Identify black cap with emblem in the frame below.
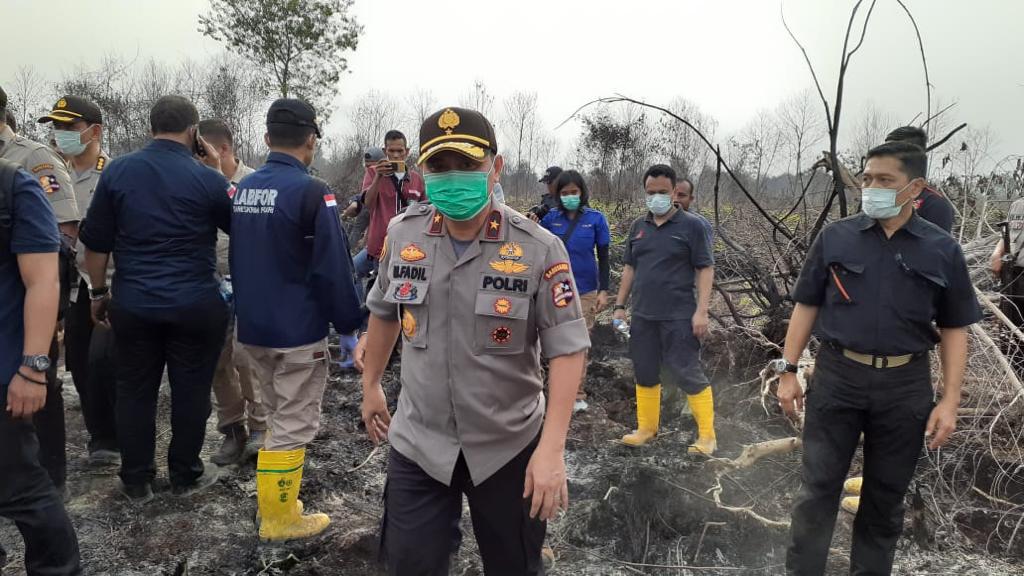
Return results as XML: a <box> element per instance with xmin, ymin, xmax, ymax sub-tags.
<box><xmin>266</xmin><ymin>98</ymin><xmax>321</xmax><ymax>138</ymax></box>
<box><xmin>38</xmin><ymin>95</ymin><xmax>104</xmax><ymax>125</ymax></box>
<box><xmin>418</xmin><ymin>107</ymin><xmax>498</xmax><ymax>165</ymax></box>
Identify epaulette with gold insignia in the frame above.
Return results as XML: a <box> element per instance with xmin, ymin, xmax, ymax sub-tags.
<box><xmin>95</xmin><ymin>156</ymin><xmax>106</xmax><ymax>172</ymax></box>
<box><xmin>484</xmin><ymin>209</ymin><xmax>502</xmax><ymax>240</ymax></box>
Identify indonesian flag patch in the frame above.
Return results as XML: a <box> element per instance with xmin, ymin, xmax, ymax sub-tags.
<box><xmin>324</xmin><ymin>193</ymin><xmax>337</xmax><ymax>207</ymax></box>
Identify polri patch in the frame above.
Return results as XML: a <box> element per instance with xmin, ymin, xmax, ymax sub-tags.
<box><xmin>552</xmin><ymin>279</ymin><xmax>574</xmax><ymax>308</ymax></box>
<box><xmin>481</xmin><ymin>275</ymin><xmax>529</xmax><ymax>293</ymax></box>
<box><xmin>544</xmin><ymin>262</ymin><xmax>570</xmax><ymax>280</ymax></box>
<box><xmin>400</xmin><ymin>243</ymin><xmax>426</xmax><ymax>262</ymax></box>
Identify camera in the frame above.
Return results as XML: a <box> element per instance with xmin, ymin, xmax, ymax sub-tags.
<box><xmin>528</xmin><ymin>204</ymin><xmax>549</xmax><ymax>220</ymax></box>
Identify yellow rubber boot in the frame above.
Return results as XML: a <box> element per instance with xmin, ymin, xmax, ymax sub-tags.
<box><xmin>687</xmin><ymin>387</ymin><xmax>717</xmax><ymax>456</ymax></box>
<box><xmin>844</xmin><ymin>477</ymin><xmax>863</xmax><ymax>495</ymax></box>
<box><xmin>622</xmin><ymin>385</ymin><xmax>661</xmax><ymax>447</ymax></box>
<box><xmin>841</xmin><ymin>496</ymin><xmax>860</xmax><ymax>515</ymax></box>
<box><xmin>256</xmin><ymin>448</ymin><xmax>331</xmax><ymax>541</ymax></box>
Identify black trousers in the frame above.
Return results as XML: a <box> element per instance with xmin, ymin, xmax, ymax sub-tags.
<box><xmin>628</xmin><ymin>316</ymin><xmax>709</xmax><ymax>394</ymax></box>
<box><xmin>382</xmin><ymin>441</ymin><xmax>546</xmax><ymax>576</ymax></box>
<box><xmin>787</xmin><ymin>345</ymin><xmax>934</xmax><ymax>576</ymax></box>
<box><xmin>108</xmin><ymin>297</ymin><xmax>228</xmax><ymax>488</ymax></box>
<box><xmin>65</xmin><ymin>280</ymin><xmax>118</xmax><ymax>453</ymax></box>
<box><xmin>0</xmin><ymin>409</ymin><xmax>81</xmax><ymax>575</ymax></box>
<box><xmin>32</xmin><ymin>334</ymin><xmax>65</xmax><ymax>490</ymax></box>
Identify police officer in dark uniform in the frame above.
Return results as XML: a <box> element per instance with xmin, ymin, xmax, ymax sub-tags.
<box><xmin>0</xmin><ymin>159</ymin><xmax>82</xmax><ymax>575</ymax></box>
<box><xmin>231</xmin><ymin>99</ymin><xmax>362</xmax><ymax>541</ymax></box>
<box><xmin>777</xmin><ymin>141</ymin><xmax>981</xmax><ymax>575</ymax></box>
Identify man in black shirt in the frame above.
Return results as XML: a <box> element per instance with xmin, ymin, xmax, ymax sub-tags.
<box><xmin>777</xmin><ymin>142</ymin><xmax>980</xmax><ymax>574</ymax></box>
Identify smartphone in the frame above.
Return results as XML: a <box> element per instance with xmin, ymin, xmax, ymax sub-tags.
<box><xmin>193</xmin><ymin>129</ymin><xmax>207</xmax><ymax>157</ymax></box>
<box><xmin>390</xmin><ymin>160</ymin><xmax>406</xmax><ymax>173</ymax></box>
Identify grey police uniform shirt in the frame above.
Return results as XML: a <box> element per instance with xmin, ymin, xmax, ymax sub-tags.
<box><xmin>216</xmin><ymin>160</ymin><xmax>255</xmax><ymax>278</ymax></box>
<box><xmin>70</xmin><ymin>152</ymin><xmax>112</xmax><ymax>299</ymax></box>
<box><xmin>366</xmin><ymin>197</ymin><xmax>591</xmax><ymax>486</ymax></box>
<box><xmin>0</xmin><ymin>124</ymin><xmax>78</xmax><ymax>223</ymax></box>
<box><xmin>1008</xmin><ymin>198</ymin><xmax>1024</xmax><ymax>267</ymax></box>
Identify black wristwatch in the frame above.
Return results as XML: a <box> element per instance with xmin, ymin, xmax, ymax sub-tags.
<box><xmin>89</xmin><ymin>286</ymin><xmax>110</xmax><ymax>300</ymax></box>
<box><xmin>613</xmin><ymin>304</ymin><xmax>626</xmax><ymax>312</ymax></box>
<box><xmin>22</xmin><ymin>354</ymin><xmax>51</xmax><ymax>373</ymax></box>
<box><xmin>770</xmin><ymin>359</ymin><xmax>799</xmax><ymax>375</ymax></box>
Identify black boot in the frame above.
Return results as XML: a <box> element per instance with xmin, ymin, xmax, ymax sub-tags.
<box><xmin>211</xmin><ymin>423</ymin><xmax>248</xmax><ymax>466</ymax></box>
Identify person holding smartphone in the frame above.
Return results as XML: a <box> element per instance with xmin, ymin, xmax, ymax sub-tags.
<box><xmin>360</xmin><ymin>130</ymin><xmax>426</xmax><ymax>283</ymax></box>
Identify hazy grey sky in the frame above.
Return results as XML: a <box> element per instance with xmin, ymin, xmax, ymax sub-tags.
<box><xmin>2</xmin><ymin>0</ymin><xmax>1022</xmax><ymax>165</ymax></box>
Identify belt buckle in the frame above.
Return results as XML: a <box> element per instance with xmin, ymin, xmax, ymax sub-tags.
<box><xmin>872</xmin><ymin>356</ymin><xmax>888</xmax><ymax>369</ymax></box>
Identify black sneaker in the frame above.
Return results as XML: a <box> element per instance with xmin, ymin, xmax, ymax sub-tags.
<box><xmin>172</xmin><ymin>463</ymin><xmax>220</xmax><ymax>496</ymax></box>
<box><xmin>119</xmin><ymin>481</ymin><xmax>155</xmax><ymax>505</ymax></box>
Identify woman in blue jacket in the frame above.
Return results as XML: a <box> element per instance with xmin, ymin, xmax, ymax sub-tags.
<box><xmin>540</xmin><ymin>169</ymin><xmax>610</xmax><ymax>412</ymax></box>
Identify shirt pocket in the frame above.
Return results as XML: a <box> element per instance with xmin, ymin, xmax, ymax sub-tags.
<box><xmin>473</xmin><ymin>292</ymin><xmax>530</xmax><ymax>356</ymax></box>
<box><xmin>826</xmin><ymin>259</ymin><xmax>864</xmax><ymax>305</ymax></box>
<box><xmin>895</xmin><ymin>261</ymin><xmax>947</xmax><ymax>327</ymax></box>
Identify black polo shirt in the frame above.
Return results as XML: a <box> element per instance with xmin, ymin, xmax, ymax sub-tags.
<box><xmin>914</xmin><ymin>186</ymin><xmax>954</xmax><ymax>234</ymax></box>
<box><xmin>624</xmin><ymin>208</ymin><xmax>714</xmax><ymax>321</ymax></box>
<box><xmin>792</xmin><ymin>213</ymin><xmax>980</xmax><ymax>356</ymax></box>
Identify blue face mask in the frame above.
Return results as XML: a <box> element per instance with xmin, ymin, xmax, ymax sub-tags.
<box><xmin>424</xmin><ymin>164</ymin><xmax>494</xmax><ymax>221</ymax></box>
<box><xmin>561</xmin><ymin>194</ymin><xmax>581</xmax><ymax>211</ymax></box>
<box><xmin>54</xmin><ymin>127</ymin><xmax>91</xmax><ymax>156</ymax></box>
<box><xmin>862</xmin><ymin>182</ymin><xmax>912</xmax><ymax>220</ymax></box>
<box><xmin>646</xmin><ymin>193</ymin><xmax>673</xmax><ymax>216</ymax></box>
<box><xmin>493</xmin><ymin>182</ymin><xmax>505</xmax><ymax>204</ymax></box>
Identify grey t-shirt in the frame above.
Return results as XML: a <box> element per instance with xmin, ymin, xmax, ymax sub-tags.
<box><xmin>450</xmin><ymin>236</ymin><xmax>474</xmax><ymax>259</ymax></box>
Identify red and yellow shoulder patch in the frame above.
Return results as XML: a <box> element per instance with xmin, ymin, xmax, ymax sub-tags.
<box><xmin>544</xmin><ymin>262</ymin><xmax>570</xmax><ymax>280</ymax></box>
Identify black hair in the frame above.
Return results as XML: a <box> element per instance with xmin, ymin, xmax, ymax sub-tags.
<box><xmin>150</xmin><ymin>95</ymin><xmax>199</xmax><ymax>134</ymax></box>
<box><xmin>198</xmin><ymin>118</ymin><xmax>233</xmax><ymax>146</ymax></box>
<box><xmin>268</xmin><ymin>123</ymin><xmax>316</xmax><ymax>148</ymax></box>
<box><xmin>642</xmin><ymin>164</ymin><xmax>676</xmax><ymax>188</ymax></box>
<box><xmin>553</xmin><ymin>169</ymin><xmax>590</xmax><ymax>211</ymax></box>
<box><xmin>885</xmin><ymin>126</ymin><xmax>927</xmax><ymax>149</ymax></box>
<box><xmin>3</xmin><ymin>109</ymin><xmax>15</xmax><ymax>132</ymax></box>
<box><xmin>866</xmin><ymin>141</ymin><xmax>927</xmax><ymax>180</ymax></box>
<box><xmin>384</xmin><ymin>130</ymin><xmax>407</xmax><ymax>146</ymax></box>
<box><xmin>677</xmin><ymin>176</ymin><xmax>695</xmax><ymax>195</ymax></box>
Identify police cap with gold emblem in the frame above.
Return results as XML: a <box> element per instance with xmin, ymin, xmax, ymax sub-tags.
<box><xmin>418</xmin><ymin>106</ymin><xmax>498</xmax><ymax>165</ymax></box>
<box><xmin>37</xmin><ymin>95</ymin><xmax>104</xmax><ymax>125</ymax></box>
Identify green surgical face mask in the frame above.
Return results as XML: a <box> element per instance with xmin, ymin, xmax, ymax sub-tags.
<box><xmin>424</xmin><ymin>165</ymin><xmax>493</xmax><ymax>221</ymax></box>
<box><xmin>561</xmin><ymin>194</ymin><xmax>581</xmax><ymax>211</ymax></box>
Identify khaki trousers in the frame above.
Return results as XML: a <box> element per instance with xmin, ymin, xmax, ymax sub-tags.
<box><xmin>212</xmin><ymin>322</ymin><xmax>267</xmax><ymax>433</ymax></box>
<box><xmin>239</xmin><ymin>338</ymin><xmax>330</xmax><ymax>451</ymax></box>
<box><xmin>577</xmin><ymin>291</ymin><xmax>600</xmax><ymax>401</ymax></box>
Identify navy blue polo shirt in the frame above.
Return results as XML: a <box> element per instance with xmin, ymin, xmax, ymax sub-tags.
<box><xmin>624</xmin><ymin>208</ymin><xmax>714</xmax><ymax>321</ymax></box>
<box><xmin>1</xmin><ymin>168</ymin><xmax>60</xmax><ymax>402</ymax></box>
<box><xmin>792</xmin><ymin>213</ymin><xmax>981</xmax><ymax>356</ymax></box>
<box><xmin>540</xmin><ymin>207</ymin><xmax>611</xmax><ymax>294</ymax></box>
<box><xmin>231</xmin><ymin>152</ymin><xmax>362</xmax><ymax>348</ymax></box>
<box><xmin>80</xmin><ymin>139</ymin><xmax>232</xmax><ymax>316</ymax></box>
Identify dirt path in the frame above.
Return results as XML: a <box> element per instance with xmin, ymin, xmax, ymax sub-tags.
<box><xmin>1</xmin><ymin>327</ymin><xmax>1020</xmax><ymax>575</ymax></box>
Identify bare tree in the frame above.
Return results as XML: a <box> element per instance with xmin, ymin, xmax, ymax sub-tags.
<box><xmin>659</xmin><ymin>96</ymin><xmax>718</xmax><ymax>181</ymax></box>
<box><xmin>501</xmin><ymin>91</ymin><xmax>540</xmax><ymax>171</ymax></box>
<box><xmin>348</xmin><ymin>89</ymin><xmax>401</xmax><ymax>151</ymax></box>
<box><xmin>8</xmin><ymin>66</ymin><xmax>47</xmax><ymax>140</ymax></box>
<box><xmin>776</xmin><ymin>89</ymin><xmax>825</xmax><ymax>190</ymax></box>
<box><xmin>848</xmin><ymin>101</ymin><xmax>897</xmax><ymax>161</ymax></box>
<box><xmin>403</xmin><ymin>89</ymin><xmax>437</xmax><ymax>150</ymax></box>
<box><xmin>459</xmin><ymin>80</ymin><xmax>494</xmax><ymax>119</ymax></box>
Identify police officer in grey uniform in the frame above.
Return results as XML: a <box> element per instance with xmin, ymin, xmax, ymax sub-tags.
<box><xmin>991</xmin><ymin>194</ymin><xmax>1024</xmax><ymax>374</ymax></box>
<box><xmin>37</xmin><ymin>95</ymin><xmax>120</xmax><ymax>465</ymax></box>
<box><xmin>0</xmin><ymin>86</ymin><xmax>79</xmax><ymax>492</ymax></box>
<box><xmin>360</xmin><ymin>107</ymin><xmax>590</xmax><ymax>575</ymax></box>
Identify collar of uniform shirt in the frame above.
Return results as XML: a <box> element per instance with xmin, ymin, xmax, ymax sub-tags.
<box><xmin>265</xmin><ymin>151</ymin><xmax>309</xmax><ymax>173</ymax></box>
<box><xmin>854</xmin><ymin>211</ymin><xmax>930</xmax><ymax>237</ymax></box>
<box><xmin>149</xmin><ymin>138</ymin><xmax>196</xmax><ymax>157</ymax></box>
